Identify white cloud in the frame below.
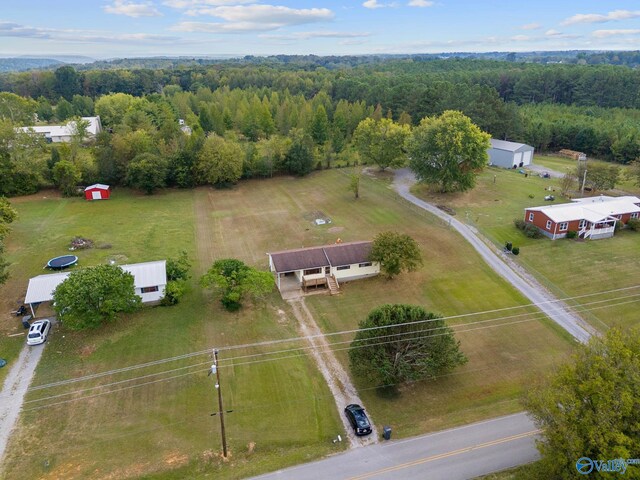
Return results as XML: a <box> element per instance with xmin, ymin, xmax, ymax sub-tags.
<box><xmin>260</xmin><ymin>30</ymin><xmax>371</xmax><ymax>40</ymax></box>
<box><xmin>592</xmin><ymin>29</ymin><xmax>640</xmax><ymax>38</ymax></box>
<box><xmin>184</xmin><ymin>5</ymin><xmax>333</xmax><ymax>22</ymax></box>
<box><xmin>561</xmin><ymin>9</ymin><xmax>640</xmax><ymax>26</ymax></box>
<box><xmin>172</xmin><ymin>5</ymin><xmax>334</xmax><ymax>33</ymax></box>
<box><xmin>363</xmin><ymin>0</ymin><xmax>385</xmax><ymax>9</ymax></box>
<box><xmin>103</xmin><ymin>0</ymin><xmax>162</xmax><ymax>17</ymax></box>
<box><xmin>510</xmin><ymin>35</ymin><xmax>530</xmax><ymax>42</ymax></box>
<box><xmin>545</xmin><ymin>29</ymin><xmax>561</xmax><ymax>36</ymax></box>
<box><xmin>408</xmin><ymin>0</ymin><xmax>434</xmax><ymax>7</ymax></box>
<box><xmin>0</xmin><ymin>21</ymin><xmax>175</xmax><ymax>43</ymax></box>
<box><xmin>163</xmin><ymin>0</ymin><xmax>253</xmax><ymax>7</ymax></box>
<box><xmin>521</xmin><ymin>22</ymin><xmax>541</xmax><ymax>30</ymax></box>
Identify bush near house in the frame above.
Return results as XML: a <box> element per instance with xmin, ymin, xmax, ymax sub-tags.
<box><xmin>626</xmin><ymin>218</ymin><xmax>640</xmax><ymax>231</ymax></box>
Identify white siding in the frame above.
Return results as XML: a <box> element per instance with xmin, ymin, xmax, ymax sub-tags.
<box><xmin>331</xmin><ymin>263</ymin><xmax>380</xmax><ymax>281</ymax></box>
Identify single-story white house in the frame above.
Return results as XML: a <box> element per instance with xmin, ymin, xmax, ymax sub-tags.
<box><xmin>488</xmin><ymin>139</ymin><xmax>534</xmax><ymax>169</ymax></box>
<box><xmin>24</xmin><ymin>260</ymin><xmax>167</xmax><ymax>316</ymax></box>
<box><xmin>267</xmin><ymin>241</ymin><xmax>379</xmax><ymax>294</ymax></box>
<box><xmin>18</xmin><ymin>116</ymin><xmax>102</xmax><ymax>143</ymax></box>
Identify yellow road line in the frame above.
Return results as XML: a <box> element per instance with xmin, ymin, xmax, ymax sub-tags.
<box><xmin>348</xmin><ymin>429</ymin><xmax>542</xmax><ymax>480</ymax></box>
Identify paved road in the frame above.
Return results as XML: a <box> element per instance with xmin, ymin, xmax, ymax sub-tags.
<box><xmin>251</xmin><ymin>412</ymin><xmax>540</xmax><ymax>480</ymax></box>
<box><xmin>393</xmin><ymin>169</ymin><xmax>594</xmax><ymax>344</ymax></box>
<box><xmin>0</xmin><ymin>342</ymin><xmax>45</xmax><ymax>471</ymax></box>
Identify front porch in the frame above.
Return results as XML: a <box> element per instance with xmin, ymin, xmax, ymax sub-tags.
<box><xmin>579</xmin><ymin>220</ymin><xmax>616</xmax><ymax>240</ymax></box>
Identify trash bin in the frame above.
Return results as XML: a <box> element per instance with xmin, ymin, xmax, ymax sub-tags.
<box><xmin>22</xmin><ymin>315</ymin><xmax>32</xmax><ymax>329</ymax></box>
<box><xmin>382</xmin><ymin>426</ymin><xmax>392</xmax><ymax>440</ymax></box>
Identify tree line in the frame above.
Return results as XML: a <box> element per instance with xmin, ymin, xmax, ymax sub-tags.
<box><xmin>2</xmin><ymin>58</ymin><xmax>640</xmax><ymax>197</ymax></box>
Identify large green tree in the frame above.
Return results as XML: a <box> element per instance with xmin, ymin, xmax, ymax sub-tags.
<box><xmin>126</xmin><ymin>152</ymin><xmax>169</xmax><ymax>194</ymax></box>
<box><xmin>370</xmin><ymin>231</ymin><xmax>423</xmax><ymax>279</ymax></box>
<box><xmin>349</xmin><ymin>304</ymin><xmax>467</xmax><ymax>386</ymax></box>
<box><xmin>196</xmin><ymin>134</ymin><xmax>243</xmax><ymax>186</ymax></box>
<box><xmin>284</xmin><ymin>128</ymin><xmax>315</xmax><ymax>176</ymax></box>
<box><xmin>201</xmin><ymin>259</ymin><xmax>274</xmax><ymax>311</ymax></box>
<box><xmin>53</xmin><ymin>265</ymin><xmax>141</xmax><ymax>329</ymax></box>
<box><xmin>0</xmin><ymin>197</ymin><xmax>17</xmax><ymax>285</ymax></box>
<box><xmin>353</xmin><ymin>118</ymin><xmax>410</xmax><ymax>170</ymax></box>
<box><xmin>52</xmin><ymin>160</ymin><xmax>81</xmax><ymax>197</ymax></box>
<box><xmin>524</xmin><ymin>328</ymin><xmax>640</xmax><ymax>479</ymax></box>
<box><xmin>408</xmin><ymin>110</ymin><xmax>491</xmax><ymax>193</ymax></box>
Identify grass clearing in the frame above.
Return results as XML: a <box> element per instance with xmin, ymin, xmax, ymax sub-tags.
<box><xmin>411</xmin><ymin>165</ymin><xmax>640</xmax><ymax>331</ymax></box>
<box><xmin>1</xmin><ymin>170</ymin><xmax>575</xmax><ymax>478</ymax></box>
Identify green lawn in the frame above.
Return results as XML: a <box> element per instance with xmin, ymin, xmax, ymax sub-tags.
<box><xmin>534</xmin><ymin>154</ymin><xmax>639</xmax><ymax>195</ymax></box>
<box><xmin>412</xmin><ymin>165</ymin><xmax>640</xmax><ymax>331</ymax></box>
<box><xmin>1</xmin><ymin>170</ymin><xmax>575</xmax><ymax>479</ymax></box>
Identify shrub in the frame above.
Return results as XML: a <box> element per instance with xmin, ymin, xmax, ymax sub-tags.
<box><xmin>161</xmin><ymin>280</ymin><xmax>185</xmax><ymax>306</ymax></box>
<box><xmin>627</xmin><ymin>218</ymin><xmax>640</xmax><ymax>231</ymax></box>
<box><xmin>524</xmin><ymin>223</ymin><xmax>542</xmax><ymax>238</ymax></box>
<box><xmin>504</xmin><ymin>241</ymin><xmax>513</xmax><ymax>252</ymax></box>
<box><xmin>512</xmin><ymin>247</ymin><xmax>520</xmax><ymax>255</ymax></box>
<box><xmin>513</xmin><ymin>218</ymin><xmax>526</xmax><ymax>230</ymax></box>
<box><xmin>566</xmin><ymin>230</ymin><xmax>578</xmax><ymax>239</ymax></box>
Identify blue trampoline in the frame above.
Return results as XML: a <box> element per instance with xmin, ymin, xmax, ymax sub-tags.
<box><xmin>47</xmin><ymin>255</ymin><xmax>78</xmax><ymax>270</ymax></box>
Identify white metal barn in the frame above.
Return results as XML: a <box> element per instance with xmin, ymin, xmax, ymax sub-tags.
<box><xmin>488</xmin><ymin>139</ymin><xmax>534</xmax><ymax>169</ymax></box>
<box><xmin>24</xmin><ymin>260</ymin><xmax>167</xmax><ymax>316</ymax></box>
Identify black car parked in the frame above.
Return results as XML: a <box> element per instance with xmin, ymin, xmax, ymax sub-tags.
<box><xmin>344</xmin><ymin>404</ymin><xmax>372</xmax><ymax>436</ymax></box>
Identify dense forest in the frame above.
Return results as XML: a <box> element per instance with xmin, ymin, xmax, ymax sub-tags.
<box><xmin>1</xmin><ymin>56</ymin><xmax>640</xmax><ymax>197</ymax></box>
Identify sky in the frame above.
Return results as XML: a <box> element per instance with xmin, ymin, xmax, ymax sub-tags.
<box><xmin>2</xmin><ymin>1</ymin><xmax>640</xmax><ymax>59</ymax></box>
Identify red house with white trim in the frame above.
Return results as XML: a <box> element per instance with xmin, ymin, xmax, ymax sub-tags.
<box><xmin>84</xmin><ymin>184</ymin><xmax>110</xmax><ymax>201</ymax></box>
<box><xmin>524</xmin><ymin>196</ymin><xmax>640</xmax><ymax>240</ymax></box>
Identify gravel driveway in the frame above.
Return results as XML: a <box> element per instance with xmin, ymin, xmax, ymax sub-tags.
<box><xmin>0</xmin><ymin>341</ymin><xmax>45</xmax><ymax>472</ymax></box>
<box><xmin>393</xmin><ymin>169</ymin><xmax>595</xmax><ymax>343</ymax></box>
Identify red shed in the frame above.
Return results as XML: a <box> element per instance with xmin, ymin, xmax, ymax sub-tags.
<box><xmin>84</xmin><ymin>184</ymin><xmax>110</xmax><ymax>200</ymax></box>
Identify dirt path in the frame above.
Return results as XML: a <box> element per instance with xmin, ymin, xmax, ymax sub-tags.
<box><xmin>193</xmin><ymin>189</ymin><xmax>220</xmax><ymax>274</ymax></box>
<box><xmin>288</xmin><ymin>298</ymin><xmax>379</xmax><ymax>448</ymax></box>
<box><xmin>0</xmin><ymin>343</ymin><xmax>45</xmax><ymax>473</ymax></box>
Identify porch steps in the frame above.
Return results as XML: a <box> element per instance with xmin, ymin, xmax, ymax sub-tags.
<box><xmin>326</xmin><ymin>275</ymin><xmax>340</xmax><ymax>295</ymax></box>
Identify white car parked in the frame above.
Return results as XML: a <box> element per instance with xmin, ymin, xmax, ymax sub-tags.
<box><xmin>26</xmin><ymin>319</ymin><xmax>51</xmax><ymax>346</ymax></box>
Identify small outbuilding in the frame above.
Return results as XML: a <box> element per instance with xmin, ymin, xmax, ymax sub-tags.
<box><xmin>24</xmin><ymin>260</ymin><xmax>167</xmax><ymax>316</ymax></box>
<box><xmin>488</xmin><ymin>139</ymin><xmax>534</xmax><ymax>169</ymax></box>
<box><xmin>84</xmin><ymin>184</ymin><xmax>110</xmax><ymax>201</ymax></box>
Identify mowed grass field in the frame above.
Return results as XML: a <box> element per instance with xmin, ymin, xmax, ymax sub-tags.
<box><xmin>0</xmin><ymin>170</ymin><xmax>575</xmax><ymax>479</ymax></box>
<box><xmin>412</xmin><ymin>164</ymin><xmax>640</xmax><ymax>331</ymax></box>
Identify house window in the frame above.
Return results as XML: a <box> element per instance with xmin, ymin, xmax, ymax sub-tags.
<box><xmin>579</xmin><ymin>219</ymin><xmax>586</xmax><ymax>229</ymax></box>
<box><xmin>545</xmin><ymin>220</ymin><xmax>552</xmax><ymax>230</ymax></box>
<box><xmin>336</xmin><ymin>265</ymin><xmax>351</xmax><ymax>271</ymax></box>
<box><xmin>528</xmin><ymin>212</ymin><xmax>534</xmax><ymax>222</ymax></box>
<box><xmin>358</xmin><ymin>262</ymin><xmax>372</xmax><ymax>268</ymax></box>
<box><xmin>615</xmin><ymin>214</ymin><xmax>622</xmax><ymax>219</ymax></box>
<box><xmin>141</xmin><ymin>286</ymin><xmax>159</xmax><ymax>293</ymax></box>
<box><xmin>303</xmin><ymin>268</ymin><xmax>322</xmax><ymax>275</ymax></box>
<box><xmin>559</xmin><ymin>222</ymin><xmax>568</xmax><ymax>231</ymax></box>
<box><xmin>631</xmin><ymin>212</ymin><xmax>639</xmax><ymax>219</ymax></box>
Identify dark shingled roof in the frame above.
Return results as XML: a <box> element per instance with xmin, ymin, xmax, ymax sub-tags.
<box><xmin>269</xmin><ymin>241</ymin><xmax>372</xmax><ymax>273</ymax></box>
<box><xmin>324</xmin><ymin>242</ymin><xmax>372</xmax><ymax>267</ymax></box>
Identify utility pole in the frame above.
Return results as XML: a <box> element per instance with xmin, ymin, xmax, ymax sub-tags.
<box><xmin>580</xmin><ymin>158</ymin><xmax>588</xmax><ymax>196</ymax></box>
<box><xmin>210</xmin><ymin>349</ymin><xmax>228</xmax><ymax>458</ymax></box>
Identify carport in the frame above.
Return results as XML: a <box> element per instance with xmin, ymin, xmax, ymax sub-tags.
<box><xmin>24</xmin><ymin>272</ymin><xmax>71</xmax><ymax>317</ymax></box>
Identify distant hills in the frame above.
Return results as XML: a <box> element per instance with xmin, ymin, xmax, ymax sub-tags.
<box><xmin>0</xmin><ymin>55</ymin><xmax>95</xmax><ymax>72</ymax></box>
<box><xmin>1</xmin><ymin>50</ymin><xmax>639</xmax><ymax>73</ymax></box>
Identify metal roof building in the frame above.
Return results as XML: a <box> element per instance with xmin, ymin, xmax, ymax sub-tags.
<box><xmin>488</xmin><ymin>139</ymin><xmax>534</xmax><ymax>169</ymax></box>
<box><xmin>24</xmin><ymin>260</ymin><xmax>167</xmax><ymax>316</ymax></box>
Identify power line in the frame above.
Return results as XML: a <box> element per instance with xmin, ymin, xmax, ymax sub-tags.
<box><xmin>25</xmin><ymin>284</ymin><xmax>640</xmax><ymax>394</ymax></box>
<box><xmin>21</xmin><ymin>293</ymin><xmax>639</xmax><ymax>411</ymax></box>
